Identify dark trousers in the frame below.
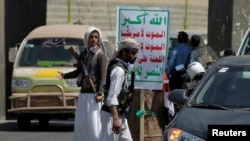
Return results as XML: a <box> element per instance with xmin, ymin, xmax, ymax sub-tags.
<box><xmin>169</xmin><ymin>70</ymin><xmax>186</xmax><ymax>90</ymax></box>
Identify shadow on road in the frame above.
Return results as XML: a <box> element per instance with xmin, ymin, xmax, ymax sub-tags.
<box><xmin>0</xmin><ymin>120</ymin><xmax>74</xmax><ymax>132</ymax></box>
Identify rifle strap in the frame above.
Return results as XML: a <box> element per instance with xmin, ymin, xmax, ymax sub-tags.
<box><xmin>86</xmin><ymin>47</ymin><xmax>102</xmax><ymax>70</ymax></box>
<box><xmin>90</xmin><ymin>48</ymin><xmax>102</xmax><ymax>66</ymax></box>
<box><xmin>77</xmin><ymin>47</ymin><xmax>102</xmax><ymax>87</ymax></box>
<box><xmin>130</xmin><ymin>70</ymin><xmax>135</xmax><ymax>91</ymax></box>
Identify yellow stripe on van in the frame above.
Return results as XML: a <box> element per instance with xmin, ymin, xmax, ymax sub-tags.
<box><xmin>34</xmin><ymin>69</ymin><xmax>61</xmax><ymax>78</ymax></box>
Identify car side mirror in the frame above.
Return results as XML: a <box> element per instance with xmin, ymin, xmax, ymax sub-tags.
<box><xmin>8</xmin><ymin>47</ymin><xmax>18</xmax><ymax>63</ymax></box>
<box><xmin>8</xmin><ymin>43</ymin><xmax>21</xmax><ymax>63</ymax></box>
<box><xmin>168</xmin><ymin>89</ymin><xmax>188</xmax><ymax>105</ymax></box>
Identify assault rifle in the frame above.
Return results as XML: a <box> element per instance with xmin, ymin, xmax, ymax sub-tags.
<box><xmin>130</xmin><ymin>67</ymin><xmax>136</xmax><ymax>94</ymax></box>
<box><xmin>124</xmin><ymin>66</ymin><xmax>136</xmax><ymax>117</ymax></box>
<box><xmin>67</xmin><ymin>46</ymin><xmax>96</xmax><ymax>94</ymax></box>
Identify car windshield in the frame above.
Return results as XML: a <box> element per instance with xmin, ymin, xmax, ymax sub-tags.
<box><xmin>191</xmin><ymin>65</ymin><xmax>250</xmax><ymax>109</ymax></box>
<box><xmin>18</xmin><ymin>38</ymin><xmax>84</xmax><ymax>67</ymax></box>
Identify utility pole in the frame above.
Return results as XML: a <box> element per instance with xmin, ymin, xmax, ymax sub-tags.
<box><xmin>67</xmin><ymin>0</ymin><xmax>72</xmax><ymax>24</ymax></box>
<box><xmin>183</xmin><ymin>0</ymin><xmax>188</xmax><ymax>29</ymax></box>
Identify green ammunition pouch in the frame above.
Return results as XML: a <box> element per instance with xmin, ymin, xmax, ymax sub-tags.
<box><xmin>117</xmin><ymin>88</ymin><xmax>132</xmax><ymax>111</ymax></box>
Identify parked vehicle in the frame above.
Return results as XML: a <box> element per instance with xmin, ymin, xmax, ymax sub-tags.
<box><xmin>163</xmin><ymin>56</ymin><xmax>250</xmax><ymax>141</ymax></box>
<box><xmin>221</xmin><ymin>27</ymin><xmax>250</xmax><ymax>57</ymax></box>
<box><xmin>8</xmin><ymin>24</ymin><xmax>114</xmax><ymax>130</ymax></box>
<box><xmin>237</xmin><ymin>27</ymin><xmax>250</xmax><ymax>56</ymax></box>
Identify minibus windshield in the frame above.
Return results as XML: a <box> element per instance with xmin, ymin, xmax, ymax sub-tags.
<box><xmin>18</xmin><ymin>38</ymin><xmax>84</xmax><ymax>67</ymax></box>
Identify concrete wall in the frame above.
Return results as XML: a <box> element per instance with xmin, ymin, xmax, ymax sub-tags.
<box><xmin>207</xmin><ymin>0</ymin><xmax>233</xmax><ymax>54</ymax></box>
<box><xmin>0</xmin><ymin>0</ymin><xmax>6</xmax><ymax>120</ymax></box>
<box><xmin>46</xmin><ymin>0</ymin><xmax>208</xmax><ymax>33</ymax></box>
<box><xmin>208</xmin><ymin>0</ymin><xmax>250</xmax><ymax>54</ymax></box>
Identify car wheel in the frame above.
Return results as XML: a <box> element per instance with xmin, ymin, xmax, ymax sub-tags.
<box><xmin>17</xmin><ymin>114</ymin><xmax>31</xmax><ymax>130</ymax></box>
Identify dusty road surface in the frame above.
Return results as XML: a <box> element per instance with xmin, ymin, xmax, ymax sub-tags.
<box><xmin>0</xmin><ymin>120</ymin><xmax>74</xmax><ymax>141</ymax></box>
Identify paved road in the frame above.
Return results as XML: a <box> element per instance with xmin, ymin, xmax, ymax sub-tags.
<box><xmin>0</xmin><ymin>120</ymin><xmax>74</xmax><ymax>141</ymax></box>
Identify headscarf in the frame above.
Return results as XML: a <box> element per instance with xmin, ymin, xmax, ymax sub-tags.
<box><xmin>117</xmin><ymin>38</ymin><xmax>140</xmax><ymax>52</ymax></box>
<box><xmin>111</xmin><ymin>38</ymin><xmax>140</xmax><ymax>59</ymax></box>
<box><xmin>84</xmin><ymin>26</ymin><xmax>103</xmax><ymax>47</ymax></box>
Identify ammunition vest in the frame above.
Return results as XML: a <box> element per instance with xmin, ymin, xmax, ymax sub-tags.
<box><xmin>104</xmin><ymin>58</ymin><xmax>132</xmax><ymax>111</ymax></box>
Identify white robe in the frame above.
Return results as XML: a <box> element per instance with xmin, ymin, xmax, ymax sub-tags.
<box><xmin>100</xmin><ymin>111</ymin><xmax>132</xmax><ymax>141</ymax></box>
<box><xmin>100</xmin><ymin>64</ymin><xmax>133</xmax><ymax>141</ymax></box>
<box><xmin>74</xmin><ymin>93</ymin><xmax>102</xmax><ymax>141</ymax></box>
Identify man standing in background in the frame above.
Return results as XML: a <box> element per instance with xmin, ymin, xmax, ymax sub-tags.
<box><xmin>185</xmin><ymin>34</ymin><xmax>201</xmax><ymax>67</ymax></box>
<box><xmin>59</xmin><ymin>27</ymin><xmax>107</xmax><ymax>141</ymax></box>
<box><xmin>166</xmin><ymin>31</ymin><xmax>191</xmax><ymax>90</ymax></box>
